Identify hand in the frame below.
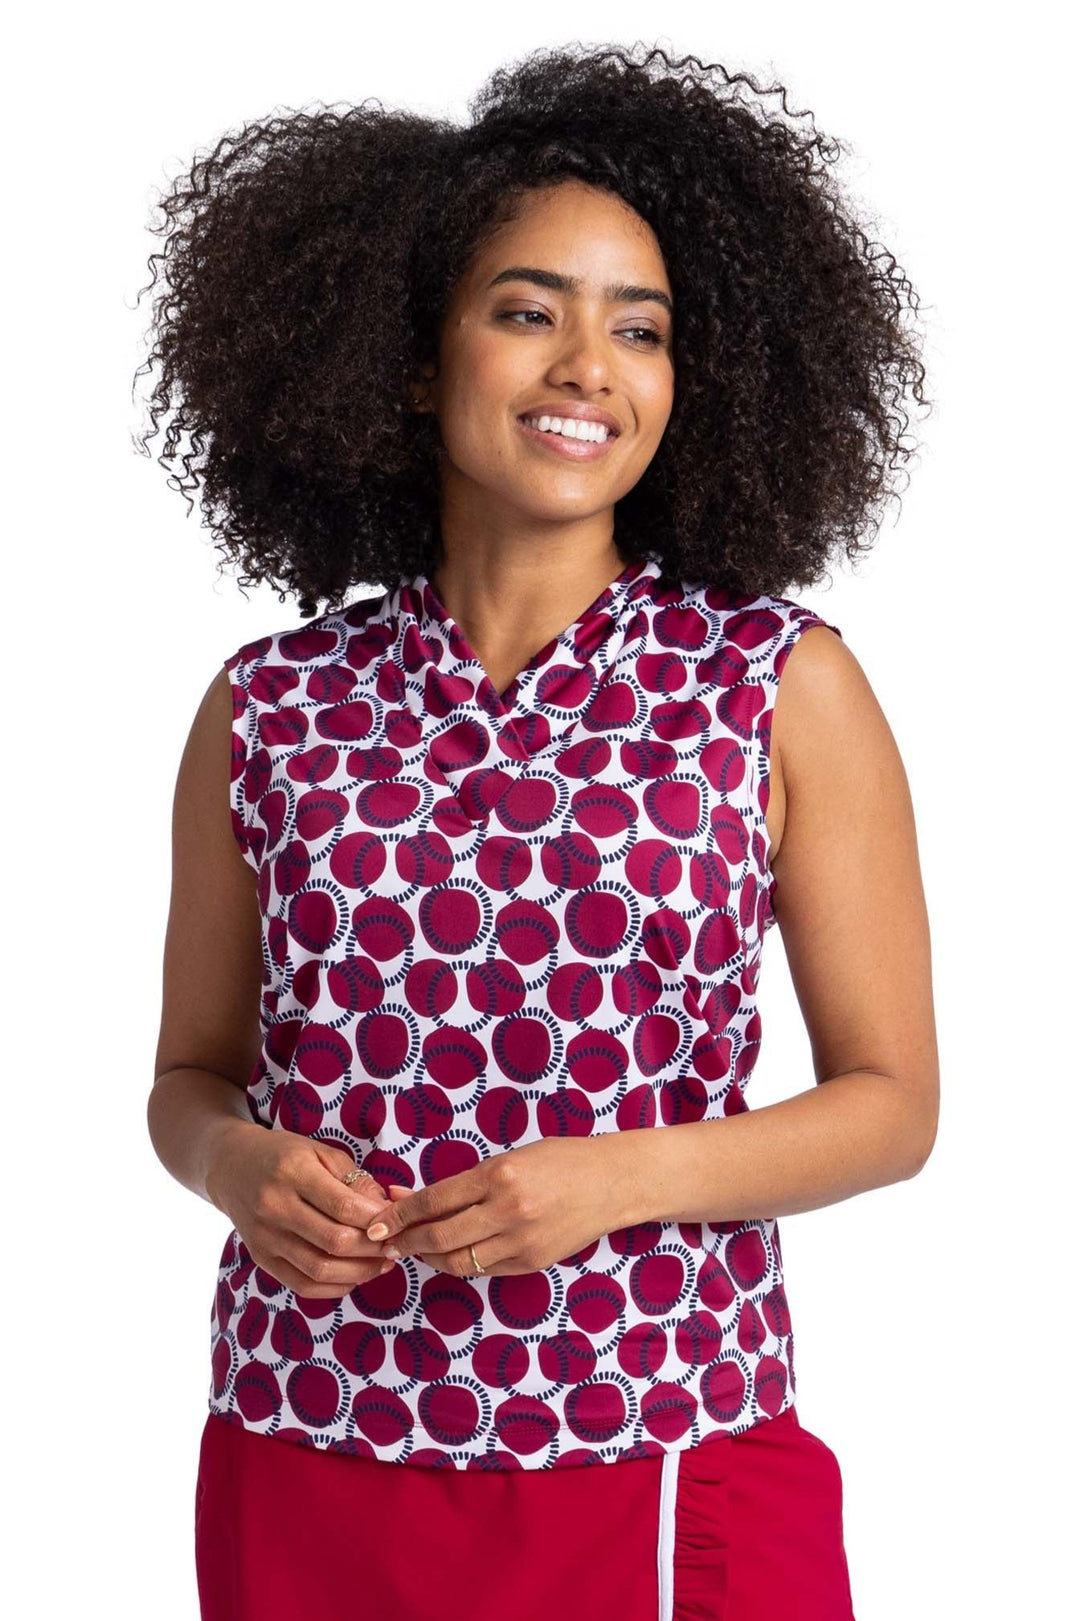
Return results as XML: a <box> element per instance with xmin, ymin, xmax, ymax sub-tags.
<box><xmin>366</xmin><ymin>1137</ymin><xmax>633</xmax><ymax>1278</ymax></box>
<box><xmin>205</xmin><ymin>1121</ymin><xmax>398</xmax><ymax>1299</ymax></box>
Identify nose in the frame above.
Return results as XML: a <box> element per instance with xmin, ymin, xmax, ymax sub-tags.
<box><xmin>545</xmin><ymin>315</ymin><xmax>616</xmax><ymax>392</ymax></box>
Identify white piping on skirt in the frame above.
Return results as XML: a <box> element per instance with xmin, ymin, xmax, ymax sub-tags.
<box><xmin>657</xmin><ymin>1450</ymin><xmax>679</xmax><ymax>1620</ymax></box>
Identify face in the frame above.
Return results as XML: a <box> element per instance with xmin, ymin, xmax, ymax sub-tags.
<box><xmin>414</xmin><ymin>180</ymin><xmax>676</xmax><ymax>538</ymax></box>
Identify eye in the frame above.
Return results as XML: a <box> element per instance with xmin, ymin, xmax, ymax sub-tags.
<box><xmin>499</xmin><ymin>310</ymin><xmax>550</xmax><ymax>329</ymax></box>
<box><xmin>498</xmin><ymin>311</ymin><xmax>665</xmax><ymax>347</ymax></box>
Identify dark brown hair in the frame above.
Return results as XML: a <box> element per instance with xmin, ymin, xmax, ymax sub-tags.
<box><xmin>133</xmin><ymin>41</ymin><xmax>931</xmax><ymax>616</ymax></box>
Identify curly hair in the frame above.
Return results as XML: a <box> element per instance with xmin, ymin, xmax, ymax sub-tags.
<box><xmin>133</xmin><ymin>41</ymin><xmax>931</xmax><ymax>617</ymax></box>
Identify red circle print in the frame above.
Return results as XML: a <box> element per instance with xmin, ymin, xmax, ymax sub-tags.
<box><xmin>213</xmin><ymin>561</ymin><xmax>843</xmax><ymax>1468</ymax></box>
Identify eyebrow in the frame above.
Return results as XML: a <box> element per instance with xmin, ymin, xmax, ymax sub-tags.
<box><xmin>487</xmin><ymin>266</ymin><xmax>674</xmax><ymax>319</ymax></box>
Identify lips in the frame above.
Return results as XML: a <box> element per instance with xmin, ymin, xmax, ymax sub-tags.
<box><xmin>515</xmin><ymin>416</ymin><xmax>618</xmax><ymax>460</ymax></box>
<box><xmin>517</xmin><ymin>408</ymin><xmax>621</xmax><ymax>437</ymax></box>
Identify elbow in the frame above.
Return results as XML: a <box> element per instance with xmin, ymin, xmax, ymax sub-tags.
<box><xmin>904</xmin><ymin>1112</ymin><xmax>939</xmax><ymax>1179</ymax></box>
<box><xmin>881</xmin><ymin>1064</ymin><xmax>938</xmax><ymax>1181</ymax></box>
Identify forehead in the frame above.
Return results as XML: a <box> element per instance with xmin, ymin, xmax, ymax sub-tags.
<box><xmin>466</xmin><ymin>181</ymin><xmax>670</xmax><ymax>291</ymax></box>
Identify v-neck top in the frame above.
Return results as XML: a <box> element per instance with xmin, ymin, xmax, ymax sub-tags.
<box><xmin>417</xmin><ymin>555</ymin><xmax>652</xmax><ymax>716</ymax></box>
<box><xmin>216</xmin><ymin>555</ymin><xmax>843</xmax><ymax>1469</ymax></box>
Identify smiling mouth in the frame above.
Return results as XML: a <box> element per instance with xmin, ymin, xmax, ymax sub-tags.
<box><xmin>515</xmin><ymin>416</ymin><xmax>619</xmax><ymax>460</ymax></box>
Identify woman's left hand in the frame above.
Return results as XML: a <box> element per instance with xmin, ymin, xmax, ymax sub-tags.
<box><xmin>365</xmin><ymin>1136</ymin><xmax>639</xmax><ymax>1277</ymax></box>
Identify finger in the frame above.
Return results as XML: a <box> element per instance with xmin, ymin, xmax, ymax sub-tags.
<box><xmin>365</xmin><ymin>1168</ymin><xmax>485</xmax><ymax>1242</ymax></box>
<box><xmin>290</xmin><ymin>1192</ymin><xmax>391</xmax><ymax>1259</ymax></box>
<box><xmin>300</xmin><ymin>1155</ymin><xmax>394</xmax><ymax>1230</ymax></box>
<box><xmin>381</xmin><ymin>1205</ymin><xmax>497</xmax><ymax>1260</ymax></box>
<box><xmin>266</xmin><ymin>1231</ymin><xmax>393</xmax><ymax>1295</ymax></box>
<box><xmin>417</xmin><ymin>1233</ymin><xmax>509</xmax><ymax>1277</ymax></box>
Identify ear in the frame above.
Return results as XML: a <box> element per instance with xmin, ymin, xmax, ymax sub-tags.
<box><xmin>408</xmin><ymin>359</ymin><xmax>438</xmax><ymax>414</ymax></box>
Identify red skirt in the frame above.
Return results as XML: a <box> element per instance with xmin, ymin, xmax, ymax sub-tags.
<box><xmin>195</xmin><ymin>1404</ymin><xmax>856</xmax><ymax>1620</ymax></box>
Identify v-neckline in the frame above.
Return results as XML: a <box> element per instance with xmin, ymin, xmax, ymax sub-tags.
<box><xmin>403</xmin><ymin>554</ymin><xmax>661</xmax><ymax>723</ymax></box>
<box><xmin>370</xmin><ymin>553</ymin><xmax>664</xmax><ymax>825</ymax></box>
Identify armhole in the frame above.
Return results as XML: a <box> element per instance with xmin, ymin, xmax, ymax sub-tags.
<box><xmin>223</xmin><ymin>648</ymin><xmax>262</xmax><ymax>874</ymax></box>
<box><xmin>758</xmin><ymin>607</ymin><xmax>844</xmax><ymax>934</ymax></box>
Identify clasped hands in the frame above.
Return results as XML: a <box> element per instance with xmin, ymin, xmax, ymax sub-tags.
<box><xmin>365</xmin><ymin>1135</ymin><xmax>636</xmax><ymax>1278</ymax></box>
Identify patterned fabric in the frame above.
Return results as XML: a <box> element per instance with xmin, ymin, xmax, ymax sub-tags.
<box><xmin>210</xmin><ymin>554</ymin><xmax>843</xmax><ymax>1469</ymax></box>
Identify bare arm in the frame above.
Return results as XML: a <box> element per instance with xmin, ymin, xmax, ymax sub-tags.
<box><xmin>147</xmin><ymin>665</ymin><xmax>267</xmax><ymax>1204</ymax></box>
<box><xmin>146</xmin><ymin>664</ymin><xmax>396</xmax><ymax>1296</ymax></box>
<box><xmin>605</xmin><ymin>623</ymin><xmax>940</xmax><ymax>1227</ymax></box>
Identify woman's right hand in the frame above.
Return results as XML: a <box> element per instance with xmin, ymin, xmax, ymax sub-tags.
<box><xmin>205</xmin><ymin>1122</ymin><xmax>399</xmax><ymax>1298</ymax></box>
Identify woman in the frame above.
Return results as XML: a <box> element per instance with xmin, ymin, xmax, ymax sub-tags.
<box><xmin>140</xmin><ymin>42</ymin><xmax>938</xmax><ymax>1621</ymax></box>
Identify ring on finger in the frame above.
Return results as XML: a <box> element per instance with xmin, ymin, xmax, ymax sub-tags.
<box><xmin>342</xmin><ymin>1167</ymin><xmax>376</xmax><ymax>1187</ymax></box>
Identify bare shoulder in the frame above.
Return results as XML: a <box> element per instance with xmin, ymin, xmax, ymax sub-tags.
<box><xmin>762</xmin><ymin>619</ymin><xmax>938</xmax><ymax>1154</ymax></box>
<box><xmin>171</xmin><ymin>664</ymin><xmax>244</xmax><ymax>855</ymax></box>
<box><xmin>189</xmin><ymin>662</ymin><xmax>235</xmax><ymax>757</ymax></box>
<box><xmin>767</xmin><ymin>624</ymin><xmax>899</xmax><ymax>865</ymax></box>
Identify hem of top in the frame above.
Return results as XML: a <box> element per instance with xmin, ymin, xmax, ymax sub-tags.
<box><xmin>205</xmin><ymin>1393</ymin><xmax>798</xmax><ymax>1459</ymax></box>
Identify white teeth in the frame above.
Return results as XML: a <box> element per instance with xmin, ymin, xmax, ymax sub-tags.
<box><xmin>524</xmin><ymin>415</ymin><xmax>611</xmax><ymax>443</ymax></box>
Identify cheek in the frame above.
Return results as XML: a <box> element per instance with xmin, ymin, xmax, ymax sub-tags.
<box><xmin>435</xmin><ymin>355</ymin><xmax>515</xmax><ymax>454</ymax></box>
<box><xmin>638</xmin><ymin>387</ymin><xmax>675</xmax><ymax>455</ymax></box>
<box><xmin>437</xmin><ymin>403</ymin><xmax>507</xmax><ymax>476</ymax></box>
<box><xmin>440</xmin><ymin>330</ymin><xmax>522</xmax><ymax>412</ymax></box>
<box><xmin>642</xmin><ymin>368</ymin><xmax>676</xmax><ymax>426</ymax></box>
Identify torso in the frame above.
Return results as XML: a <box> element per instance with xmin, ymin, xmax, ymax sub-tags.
<box><xmin>214</xmin><ymin>563</ymin><xmax>839</xmax><ymax>1469</ymax></box>
<box><xmin>483</xmin><ymin>641</ymin><xmax>790</xmax><ymax>860</ymax></box>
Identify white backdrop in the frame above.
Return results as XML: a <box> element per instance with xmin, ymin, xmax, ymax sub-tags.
<box><xmin>5</xmin><ymin>3</ymin><xmax>1075</xmax><ymax>1616</ymax></box>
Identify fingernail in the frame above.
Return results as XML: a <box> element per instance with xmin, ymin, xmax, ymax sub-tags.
<box><xmin>382</xmin><ymin>1245</ymin><xmax>402</xmax><ymax>1261</ymax></box>
<box><xmin>378</xmin><ymin>1259</ymin><xmax>394</xmax><ymax>1275</ymax></box>
<box><xmin>367</xmin><ymin>1223</ymin><xmax>389</xmax><ymax>1241</ymax></box>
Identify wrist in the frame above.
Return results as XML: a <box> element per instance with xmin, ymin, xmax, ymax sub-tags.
<box><xmin>203</xmin><ymin>1115</ymin><xmax>262</xmax><ymax>1212</ymax></box>
<box><xmin>599</xmin><ymin>1126</ymin><xmax>661</xmax><ymax>1231</ymax></box>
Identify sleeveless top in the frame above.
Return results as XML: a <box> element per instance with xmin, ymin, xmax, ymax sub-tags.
<box><xmin>210</xmin><ymin>554</ymin><xmax>843</xmax><ymax>1470</ymax></box>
